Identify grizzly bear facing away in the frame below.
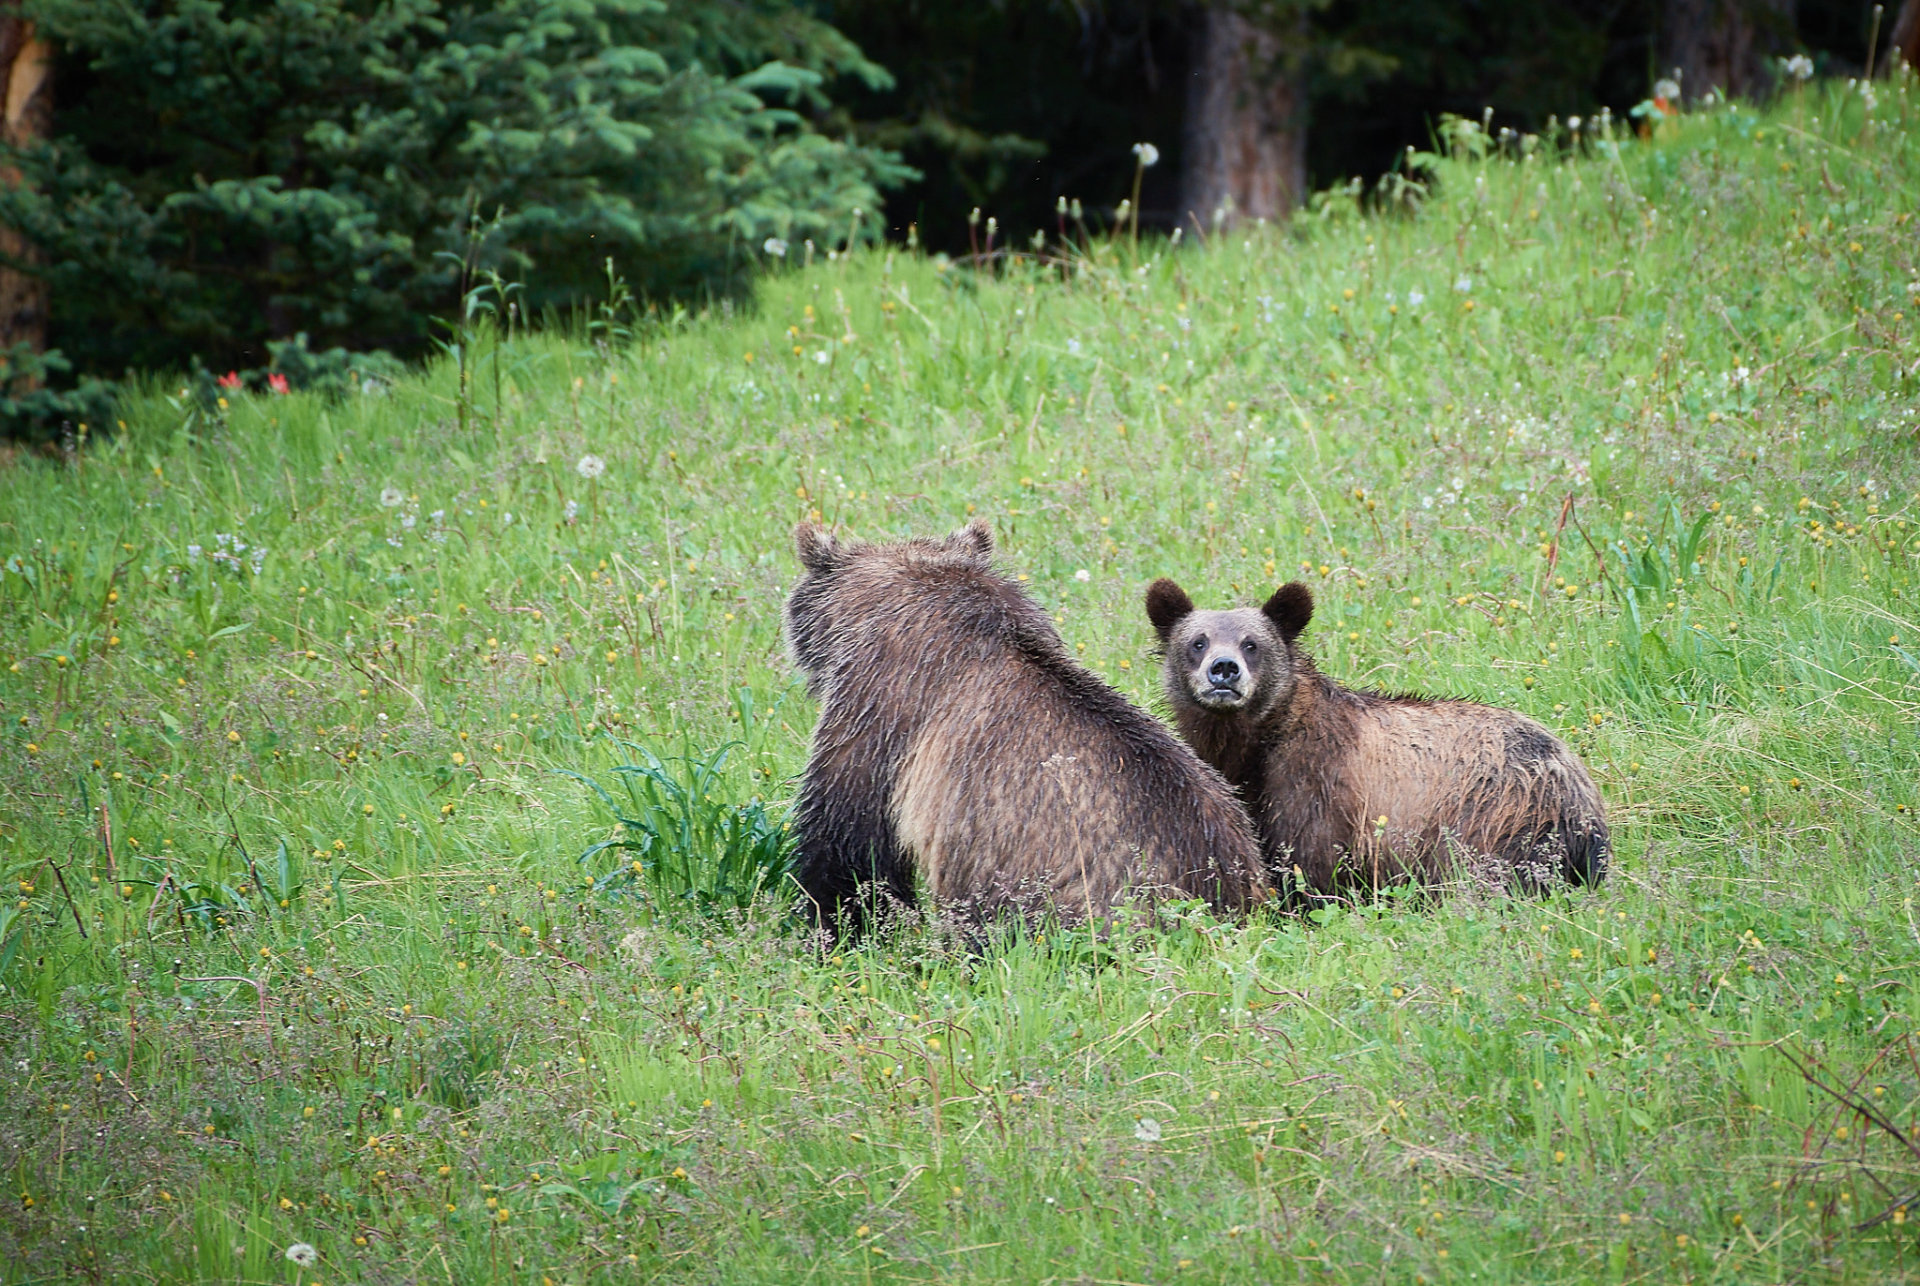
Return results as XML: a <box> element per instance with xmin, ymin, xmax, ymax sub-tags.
<box><xmin>784</xmin><ymin>520</ymin><xmax>1267</xmax><ymax>933</ymax></box>
<box><xmin>1145</xmin><ymin>579</ymin><xmax>1609</xmax><ymax>896</ymax></box>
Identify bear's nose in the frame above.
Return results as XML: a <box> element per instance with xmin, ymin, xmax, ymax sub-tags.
<box><xmin>1207</xmin><ymin>656</ymin><xmax>1241</xmax><ymax>686</ymax></box>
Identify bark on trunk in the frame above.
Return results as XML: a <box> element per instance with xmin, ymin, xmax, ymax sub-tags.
<box><xmin>1659</xmin><ymin>0</ymin><xmax>1796</xmax><ymax>102</ymax></box>
<box><xmin>1885</xmin><ymin>0</ymin><xmax>1920</xmax><ymax>76</ymax></box>
<box><xmin>1178</xmin><ymin>5</ymin><xmax>1305</xmax><ymax>231</ymax></box>
<box><xmin>0</xmin><ymin>6</ymin><xmax>50</xmax><ymax>364</ymax></box>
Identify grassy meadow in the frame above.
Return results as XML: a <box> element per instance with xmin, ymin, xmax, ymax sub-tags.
<box><xmin>5</xmin><ymin>85</ymin><xmax>1920</xmax><ymax>1284</ymax></box>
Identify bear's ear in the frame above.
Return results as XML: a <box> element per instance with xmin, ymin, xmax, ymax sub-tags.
<box><xmin>794</xmin><ymin>521</ymin><xmax>839</xmax><ymax>573</ymax></box>
<box><xmin>949</xmin><ymin>517</ymin><xmax>993</xmax><ymax>561</ymax></box>
<box><xmin>1145</xmin><ymin>578</ymin><xmax>1195</xmax><ymax>644</ymax></box>
<box><xmin>1262</xmin><ymin>581</ymin><xmax>1313</xmax><ymax>643</ymax></box>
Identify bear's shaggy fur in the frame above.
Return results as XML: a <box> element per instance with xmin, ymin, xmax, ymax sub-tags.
<box><xmin>1146</xmin><ymin>578</ymin><xmax>1609</xmax><ymax>895</ymax></box>
<box><xmin>784</xmin><ymin>521</ymin><xmax>1267</xmax><ymax>932</ymax></box>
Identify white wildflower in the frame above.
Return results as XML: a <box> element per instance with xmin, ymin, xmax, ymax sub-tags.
<box><xmin>1784</xmin><ymin>54</ymin><xmax>1814</xmax><ymax>82</ymax></box>
<box><xmin>1134</xmin><ymin>1117</ymin><xmax>1163</xmax><ymax>1142</ymax></box>
<box><xmin>575</xmin><ymin>453</ymin><xmax>607</xmax><ymax>480</ymax></box>
<box><xmin>563</xmin><ymin>499</ymin><xmax>580</xmax><ymax>525</ymax></box>
<box><xmin>813</xmin><ymin>351</ymin><xmax>829</xmax><ymax>365</ymax></box>
<box><xmin>186</xmin><ymin>544</ymin><xmax>202</xmax><ymax>560</ymax></box>
<box><xmin>1653</xmin><ymin>77</ymin><xmax>1681</xmax><ymax>102</ymax></box>
<box><xmin>1132</xmin><ymin>142</ymin><xmax>1160</xmax><ymax>168</ymax></box>
<box><xmin>1066</xmin><ymin>338</ymin><xmax>1082</xmax><ymax>356</ymax></box>
<box><xmin>1566</xmin><ymin>115</ymin><xmax>1582</xmax><ymax>132</ymax></box>
<box><xmin>285</xmin><ymin>1242</ymin><xmax>318</xmax><ymax>1268</ymax></box>
<box><xmin>1453</xmin><ymin>275</ymin><xmax>1473</xmax><ymax>293</ymax></box>
<box><xmin>379</xmin><ymin>486</ymin><xmax>404</xmax><ymax>508</ymax></box>
<box><xmin>1407</xmin><ymin>289</ymin><xmax>1425</xmax><ymax>308</ymax></box>
<box><xmin>1074</xmin><ymin>569</ymin><xmax>1091</xmax><ymax>582</ymax></box>
<box><xmin>763</xmin><ymin>237</ymin><xmax>789</xmax><ymax>258</ymax></box>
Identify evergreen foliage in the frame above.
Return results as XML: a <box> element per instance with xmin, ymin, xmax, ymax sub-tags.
<box><xmin>0</xmin><ymin>0</ymin><xmax>907</xmax><ymax>431</ymax></box>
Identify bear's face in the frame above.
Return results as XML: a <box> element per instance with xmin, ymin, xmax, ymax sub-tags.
<box><xmin>785</xmin><ymin>519</ymin><xmax>995</xmax><ymax>690</ymax></box>
<box><xmin>1145</xmin><ymin>579</ymin><xmax>1313</xmax><ymax>717</ymax></box>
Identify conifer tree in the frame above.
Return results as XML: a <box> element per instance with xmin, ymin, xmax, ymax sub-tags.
<box><xmin>0</xmin><ymin>0</ymin><xmax>907</xmax><ymax>435</ymax></box>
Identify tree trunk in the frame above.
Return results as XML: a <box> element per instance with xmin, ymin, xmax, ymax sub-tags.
<box><xmin>0</xmin><ymin>6</ymin><xmax>50</xmax><ymax>365</ymax></box>
<box><xmin>1884</xmin><ymin>0</ymin><xmax>1920</xmax><ymax>75</ymax></box>
<box><xmin>1178</xmin><ymin>5</ymin><xmax>1305</xmax><ymax>231</ymax></box>
<box><xmin>1659</xmin><ymin>0</ymin><xmax>1796</xmax><ymax>102</ymax></box>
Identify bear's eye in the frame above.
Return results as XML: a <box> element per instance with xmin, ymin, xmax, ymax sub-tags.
<box><xmin>1242</xmin><ymin>640</ymin><xmax>1258</xmax><ymax>655</ymax></box>
<box><xmin>1189</xmin><ymin>636</ymin><xmax>1208</xmax><ymax>655</ymax></box>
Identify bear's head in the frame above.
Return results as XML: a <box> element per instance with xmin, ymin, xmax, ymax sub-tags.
<box><xmin>1145</xmin><ymin>579</ymin><xmax>1313</xmax><ymax>719</ymax></box>
<box><xmin>785</xmin><ymin>519</ymin><xmax>995</xmax><ymax>688</ymax></box>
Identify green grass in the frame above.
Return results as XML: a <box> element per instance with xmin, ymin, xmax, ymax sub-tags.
<box><xmin>5</xmin><ymin>86</ymin><xmax>1920</xmax><ymax>1284</ymax></box>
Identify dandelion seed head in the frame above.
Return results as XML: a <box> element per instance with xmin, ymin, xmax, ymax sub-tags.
<box><xmin>575</xmin><ymin>454</ymin><xmax>607</xmax><ymax>480</ymax></box>
<box><xmin>285</xmin><ymin>1243</ymin><xmax>319</xmax><ymax>1268</ymax></box>
<box><xmin>379</xmin><ymin>487</ymin><xmax>404</xmax><ymax>508</ymax></box>
<box><xmin>1131</xmin><ymin>142</ymin><xmax>1160</xmax><ymax>168</ymax></box>
<box><xmin>1134</xmin><ymin>1117</ymin><xmax>1162</xmax><ymax>1142</ymax></box>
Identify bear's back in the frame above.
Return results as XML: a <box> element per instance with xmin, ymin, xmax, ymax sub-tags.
<box><xmin>804</xmin><ymin>549</ymin><xmax>1266</xmax><ymax>919</ymax></box>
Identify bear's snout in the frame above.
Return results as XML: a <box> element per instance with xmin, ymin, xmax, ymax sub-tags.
<box><xmin>1193</xmin><ymin>649</ymin><xmax>1249</xmax><ymax>707</ymax></box>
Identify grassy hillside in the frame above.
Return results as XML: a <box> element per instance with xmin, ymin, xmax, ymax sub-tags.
<box><xmin>5</xmin><ymin>86</ymin><xmax>1920</xmax><ymax>1284</ymax></box>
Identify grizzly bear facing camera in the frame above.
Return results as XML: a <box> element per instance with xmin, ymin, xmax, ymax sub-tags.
<box><xmin>1146</xmin><ymin>578</ymin><xmax>1609</xmax><ymax>897</ymax></box>
<box><xmin>785</xmin><ymin>520</ymin><xmax>1267</xmax><ymax>934</ymax></box>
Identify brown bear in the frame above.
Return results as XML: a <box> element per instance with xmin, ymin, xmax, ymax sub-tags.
<box><xmin>1145</xmin><ymin>578</ymin><xmax>1609</xmax><ymax>897</ymax></box>
<box><xmin>784</xmin><ymin>520</ymin><xmax>1267</xmax><ymax>933</ymax></box>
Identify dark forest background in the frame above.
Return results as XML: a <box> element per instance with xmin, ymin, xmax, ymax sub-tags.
<box><xmin>829</xmin><ymin>0</ymin><xmax>1877</xmax><ymax>248</ymax></box>
<box><xmin>0</xmin><ymin>0</ymin><xmax>1897</xmax><ymax>437</ymax></box>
